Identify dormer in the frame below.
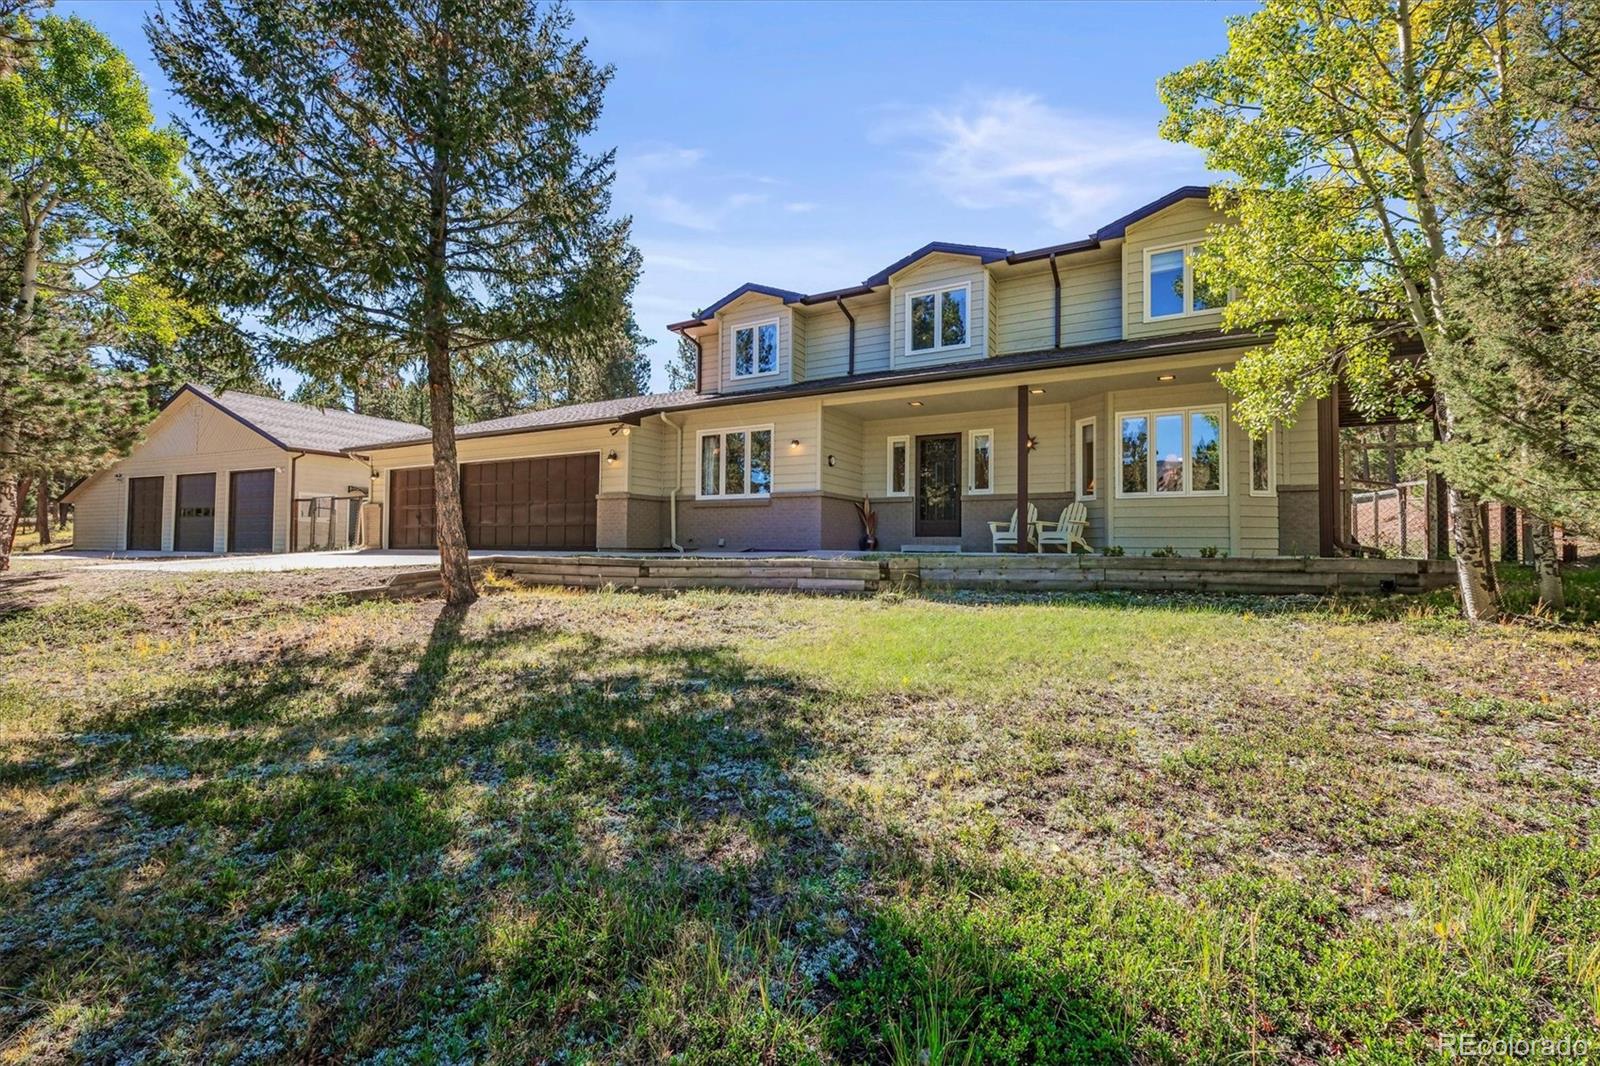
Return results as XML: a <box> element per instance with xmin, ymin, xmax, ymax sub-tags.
<box><xmin>1117</xmin><ymin>188</ymin><xmax>1227</xmax><ymax>339</ymax></box>
<box><xmin>668</xmin><ymin>283</ymin><xmax>805</xmax><ymax>395</ymax></box>
<box><xmin>880</xmin><ymin>243</ymin><xmax>1007</xmax><ymax>370</ymax></box>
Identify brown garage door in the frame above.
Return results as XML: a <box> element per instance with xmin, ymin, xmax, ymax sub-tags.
<box><xmin>126</xmin><ymin>476</ymin><xmax>163</xmax><ymax>551</ymax></box>
<box><xmin>228</xmin><ymin>469</ymin><xmax>276</xmax><ymax>552</ymax></box>
<box><xmin>174</xmin><ymin>473</ymin><xmax>216</xmax><ymax>552</ymax></box>
<box><xmin>464</xmin><ymin>455</ymin><xmax>598</xmax><ymax>550</ymax></box>
<box><xmin>389</xmin><ymin>466</ymin><xmax>436</xmax><ymax>549</ymax></box>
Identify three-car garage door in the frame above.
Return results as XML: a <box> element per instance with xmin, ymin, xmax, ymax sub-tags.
<box><xmin>390</xmin><ymin>454</ymin><xmax>599</xmax><ymax>550</ymax></box>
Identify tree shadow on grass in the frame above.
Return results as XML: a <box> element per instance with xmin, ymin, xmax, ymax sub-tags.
<box><xmin>1</xmin><ymin>594</ymin><xmax>1143</xmax><ymax>1063</ymax></box>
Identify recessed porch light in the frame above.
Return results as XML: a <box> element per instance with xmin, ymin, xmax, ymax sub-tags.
<box><xmin>907</xmin><ymin>400</ymin><xmax>924</xmax><ymax>407</ymax></box>
<box><xmin>1158</xmin><ymin>374</ymin><xmax>1176</xmax><ymax>382</ymax></box>
<box><xmin>1029</xmin><ymin>387</ymin><xmax>1045</xmax><ymax>395</ymax></box>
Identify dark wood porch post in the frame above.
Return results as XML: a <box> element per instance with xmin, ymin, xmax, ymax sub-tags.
<box><xmin>1016</xmin><ymin>385</ymin><xmax>1030</xmax><ymax>553</ymax></box>
<box><xmin>1316</xmin><ymin>386</ymin><xmax>1339</xmax><ymax>557</ymax></box>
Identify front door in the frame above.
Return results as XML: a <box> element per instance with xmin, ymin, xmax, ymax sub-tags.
<box><xmin>916</xmin><ymin>434</ymin><xmax>962</xmax><ymax>537</ymax></box>
<box><xmin>173</xmin><ymin>473</ymin><xmax>216</xmax><ymax>552</ymax></box>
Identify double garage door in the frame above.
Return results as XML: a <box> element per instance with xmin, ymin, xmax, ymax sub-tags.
<box><xmin>390</xmin><ymin>455</ymin><xmax>599</xmax><ymax>551</ymax></box>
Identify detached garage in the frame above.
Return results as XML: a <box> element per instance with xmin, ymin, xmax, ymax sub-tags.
<box><xmin>63</xmin><ymin>384</ymin><xmax>424</xmax><ymax>554</ymax></box>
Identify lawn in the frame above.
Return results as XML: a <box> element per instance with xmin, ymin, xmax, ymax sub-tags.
<box><xmin>1</xmin><ymin>566</ymin><xmax>1598</xmax><ymax>1062</ymax></box>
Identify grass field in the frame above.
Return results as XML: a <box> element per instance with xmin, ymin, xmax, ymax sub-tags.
<box><xmin>2</xmin><ymin>566</ymin><xmax>1598</xmax><ymax>1062</ymax></box>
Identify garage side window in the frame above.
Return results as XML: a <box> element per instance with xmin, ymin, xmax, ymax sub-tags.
<box><xmin>698</xmin><ymin>427</ymin><xmax>774</xmax><ymax>499</ymax></box>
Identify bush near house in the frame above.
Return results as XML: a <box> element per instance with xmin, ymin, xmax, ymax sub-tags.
<box><xmin>0</xmin><ymin>566</ymin><xmax>1597</xmax><ymax>1062</ymax></box>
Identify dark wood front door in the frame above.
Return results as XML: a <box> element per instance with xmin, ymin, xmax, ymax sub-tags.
<box><xmin>916</xmin><ymin>434</ymin><xmax>962</xmax><ymax>537</ymax></box>
<box><xmin>228</xmin><ymin>469</ymin><xmax>276</xmax><ymax>552</ymax></box>
<box><xmin>463</xmin><ymin>455</ymin><xmax>599</xmax><ymax>550</ymax></box>
<box><xmin>173</xmin><ymin>473</ymin><xmax>216</xmax><ymax>552</ymax></box>
<box><xmin>389</xmin><ymin>466</ymin><xmax>436</xmax><ymax>549</ymax></box>
<box><xmin>126</xmin><ymin>476</ymin><xmax>163</xmax><ymax>550</ymax></box>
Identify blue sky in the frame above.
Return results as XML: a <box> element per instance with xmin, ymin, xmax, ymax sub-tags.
<box><xmin>60</xmin><ymin>0</ymin><xmax>1250</xmax><ymax>394</ymax></box>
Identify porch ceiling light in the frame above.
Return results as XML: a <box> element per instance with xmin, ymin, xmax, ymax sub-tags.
<box><xmin>907</xmin><ymin>400</ymin><xmax>924</xmax><ymax>407</ymax></box>
<box><xmin>1029</xmin><ymin>387</ymin><xmax>1045</xmax><ymax>395</ymax></box>
<box><xmin>1158</xmin><ymin>374</ymin><xmax>1177</xmax><ymax>382</ymax></box>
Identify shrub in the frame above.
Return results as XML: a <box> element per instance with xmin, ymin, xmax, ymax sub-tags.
<box><xmin>1150</xmin><ymin>546</ymin><xmax>1179</xmax><ymax>558</ymax></box>
<box><xmin>1102</xmin><ymin>545</ymin><xmax>1125</xmax><ymax>557</ymax></box>
<box><xmin>1198</xmin><ymin>546</ymin><xmax>1229</xmax><ymax>559</ymax></box>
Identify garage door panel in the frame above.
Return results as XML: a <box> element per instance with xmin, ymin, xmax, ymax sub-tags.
<box><xmin>461</xmin><ymin>454</ymin><xmax>597</xmax><ymax>550</ymax></box>
<box><xmin>126</xmin><ymin>476</ymin><xmax>164</xmax><ymax>551</ymax></box>
<box><xmin>228</xmin><ymin>469</ymin><xmax>276</xmax><ymax>553</ymax></box>
<box><xmin>390</xmin><ymin>467</ymin><xmax>435</xmax><ymax>549</ymax></box>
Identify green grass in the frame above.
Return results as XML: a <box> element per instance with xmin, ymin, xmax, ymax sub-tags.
<box><xmin>1</xmin><ymin>571</ymin><xmax>1598</xmax><ymax>1062</ymax></box>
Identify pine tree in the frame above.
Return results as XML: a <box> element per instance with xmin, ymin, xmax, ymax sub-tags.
<box><xmin>149</xmin><ymin>0</ymin><xmax>641</xmax><ymax>606</ymax></box>
<box><xmin>1429</xmin><ymin>0</ymin><xmax>1600</xmax><ymax>611</ymax></box>
<box><xmin>666</xmin><ymin>326</ymin><xmax>702</xmax><ymax>392</ymax></box>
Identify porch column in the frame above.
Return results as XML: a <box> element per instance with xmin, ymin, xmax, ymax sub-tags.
<box><xmin>1016</xmin><ymin>385</ymin><xmax>1029</xmax><ymax>553</ymax></box>
<box><xmin>1316</xmin><ymin>385</ymin><xmax>1338</xmax><ymax>557</ymax></box>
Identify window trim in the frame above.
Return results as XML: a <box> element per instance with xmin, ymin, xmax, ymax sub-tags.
<box><xmin>967</xmin><ymin>427</ymin><xmax>995</xmax><ymax>495</ymax></box>
<box><xmin>1143</xmin><ymin>241</ymin><xmax>1223</xmax><ymax>322</ymax></box>
<box><xmin>695</xmin><ymin>424</ymin><xmax>776</xmax><ymax>500</ymax></box>
<box><xmin>1114</xmin><ymin>404</ymin><xmax>1227</xmax><ymax>499</ymax></box>
<box><xmin>730</xmin><ymin>318</ymin><xmax>781</xmax><ymax>380</ymax></box>
<box><xmin>885</xmin><ymin>435</ymin><xmax>910</xmax><ymax>497</ymax></box>
<box><xmin>1249</xmin><ymin>428</ymin><xmax>1277</xmax><ymax>497</ymax></box>
<box><xmin>1075</xmin><ymin>416</ymin><xmax>1098</xmax><ymax>501</ymax></box>
<box><xmin>904</xmin><ymin>281</ymin><xmax>973</xmax><ymax>357</ymax></box>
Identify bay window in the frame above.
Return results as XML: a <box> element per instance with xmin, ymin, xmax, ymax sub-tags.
<box><xmin>698</xmin><ymin>427</ymin><xmax>773</xmax><ymax>499</ymax></box>
<box><xmin>1117</xmin><ymin>405</ymin><xmax>1226</xmax><ymax>497</ymax></box>
<box><xmin>907</xmin><ymin>283</ymin><xmax>970</xmax><ymax>354</ymax></box>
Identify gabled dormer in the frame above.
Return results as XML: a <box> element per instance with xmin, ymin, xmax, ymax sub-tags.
<box><xmin>1117</xmin><ymin>188</ymin><xmax>1227</xmax><ymax>339</ymax></box>
<box><xmin>877</xmin><ymin>243</ymin><xmax>1008</xmax><ymax>370</ymax></box>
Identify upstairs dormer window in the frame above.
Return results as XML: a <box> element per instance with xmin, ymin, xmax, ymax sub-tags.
<box><xmin>1145</xmin><ymin>242</ymin><xmax>1226</xmax><ymax>320</ymax></box>
<box><xmin>907</xmin><ymin>283</ymin><xmax>970</xmax><ymax>355</ymax></box>
<box><xmin>733</xmin><ymin>320</ymin><xmax>780</xmax><ymax>378</ymax></box>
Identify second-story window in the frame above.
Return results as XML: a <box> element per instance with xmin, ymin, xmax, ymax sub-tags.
<box><xmin>733</xmin><ymin>321</ymin><xmax>779</xmax><ymax>378</ymax></box>
<box><xmin>1145</xmin><ymin>243</ymin><xmax>1226</xmax><ymax>320</ymax></box>
<box><xmin>907</xmin><ymin>283</ymin><xmax>969</xmax><ymax>354</ymax></box>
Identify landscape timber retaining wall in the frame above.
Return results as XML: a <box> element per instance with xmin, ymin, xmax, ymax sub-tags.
<box><xmin>365</xmin><ymin>553</ymin><xmax>1456</xmax><ymax>600</ymax></box>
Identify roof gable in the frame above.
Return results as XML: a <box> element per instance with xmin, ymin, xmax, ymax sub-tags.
<box><xmin>184</xmin><ymin>384</ymin><xmax>426</xmax><ymax>454</ymax></box>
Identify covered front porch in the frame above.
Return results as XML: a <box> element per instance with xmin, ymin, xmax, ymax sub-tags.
<box><xmin>817</xmin><ymin>343</ymin><xmax>1312</xmax><ymax>557</ymax></box>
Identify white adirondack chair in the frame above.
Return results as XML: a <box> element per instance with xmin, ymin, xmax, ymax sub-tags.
<box><xmin>1035</xmin><ymin>502</ymin><xmax>1090</xmax><ymax>553</ymax></box>
<box><xmin>989</xmin><ymin>504</ymin><xmax>1038</xmax><ymax>552</ymax></box>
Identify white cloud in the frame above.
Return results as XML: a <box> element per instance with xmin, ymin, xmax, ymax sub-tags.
<box><xmin>880</xmin><ymin>92</ymin><xmax>1199</xmax><ymax>231</ymax></box>
<box><xmin>783</xmin><ymin>201</ymin><xmax>818</xmax><ymax>214</ymax></box>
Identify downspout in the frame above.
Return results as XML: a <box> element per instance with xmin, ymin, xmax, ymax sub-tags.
<box><xmin>836</xmin><ymin>296</ymin><xmax>857</xmax><ymax>375</ymax></box>
<box><xmin>1048</xmin><ymin>252</ymin><xmax>1061</xmax><ymax>349</ymax></box>
<box><xmin>658</xmin><ymin>412</ymin><xmax>684</xmax><ymax>551</ymax></box>
<box><xmin>287</xmin><ymin>451</ymin><xmax>305</xmax><ymax>552</ymax></box>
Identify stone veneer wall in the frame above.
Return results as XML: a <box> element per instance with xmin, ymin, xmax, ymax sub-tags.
<box><xmin>1277</xmin><ymin>486</ymin><xmax>1320</xmax><ymax>556</ymax></box>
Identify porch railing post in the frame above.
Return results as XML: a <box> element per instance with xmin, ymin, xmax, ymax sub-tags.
<box><xmin>1017</xmin><ymin>385</ymin><xmax>1030</xmax><ymax>553</ymax></box>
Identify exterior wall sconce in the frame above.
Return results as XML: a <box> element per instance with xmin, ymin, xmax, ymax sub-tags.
<box><xmin>113</xmin><ymin>472</ymin><xmax>125</xmax><ymax>481</ymax></box>
<box><xmin>827</xmin><ymin>455</ymin><xmax>837</xmax><ymax>467</ymax></box>
<box><xmin>605</xmin><ymin>450</ymin><xmax>619</xmax><ymax>464</ymax></box>
<box><xmin>789</xmin><ymin>438</ymin><xmax>800</xmax><ymax>448</ymax></box>
<box><xmin>1158</xmin><ymin>374</ymin><xmax>1176</xmax><ymax>382</ymax></box>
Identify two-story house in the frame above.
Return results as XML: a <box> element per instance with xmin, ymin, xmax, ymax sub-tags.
<box><xmin>343</xmin><ymin>187</ymin><xmax>1334</xmax><ymax>556</ymax></box>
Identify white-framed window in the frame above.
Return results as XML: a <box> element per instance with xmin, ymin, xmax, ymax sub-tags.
<box><xmin>1250</xmin><ymin>429</ymin><xmax>1276</xmax><ymax>497</ymax></box>
<box><xmin>886</xmin><ymin>435</ymin><xmax>910</xmax><ymax>497</ymax></box>
<box><xmin>906</xmin><ymin>282</ymin><xmax>971</xmax><ymax>355</ymax></box>
<box><xmin>1144</xmin><ymin>242</ymin><xmax>1226</xmax><ymax>320</ymax></box>
<box><xmin>1075</xmin><ymin>416</ymin><xmax>1098</xmax><ymax>500</ymax></box>
<box><xmin>732</xmin><ymin>320</ymin><xmax>780</xmax><ymax>379</ymax></box>
<box><xmin>968</xmin><ymin>428</ymin><xmax>994</xmax><ymax>494</ymax></box>
<box><xmin>697</xmin><ymin>426</ymin><xmax>774</xmax><ymax>499</ymax></box>
<box><xmin>1116</xmin><ymin>405</ymin><xmax>1226</xmax><ymax>498</ymax></box>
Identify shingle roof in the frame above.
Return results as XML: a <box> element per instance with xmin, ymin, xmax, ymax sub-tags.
<box><xmin>349</xmin><ymin>389</ymin><xmax>704</xmax><ymax>449</ymax></box>
<box><xmin>186</xmin><ymin>384</ymin><xmax>426</xmax><ymax>454</ymax></box>
<box><xmin>667</xmin><ymin>186</ymin><xmax>1214</xmax><ymax>329</ymax></box>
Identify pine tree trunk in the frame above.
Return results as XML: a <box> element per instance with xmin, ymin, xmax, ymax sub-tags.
<box><xmin>35</xmin><ymin>474</ymin><xmax>50</xmax><ymax>545</ymax></box>
<box><xmin>1528</xmin><ymin>517</ymin><xmax>1565</xmax><ymax>612</ymax></box>
<box><xmin>1448</xmin><ymin>485</ymin><xmax>1500</xmax><ymax>622</ymax></box>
